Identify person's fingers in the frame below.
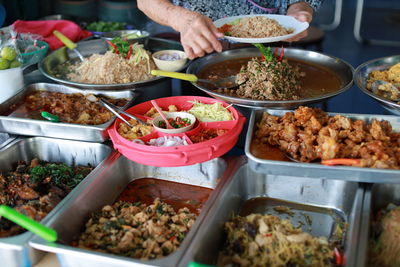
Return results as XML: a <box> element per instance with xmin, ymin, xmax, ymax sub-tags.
<box><xmin>289</xmin><ymin>11</ymin><xmax>312</xmax><ymax>23</ymax></box>
<box><xmin>182</xmin><ymin>43</ymin><xmax>195</xmax><ymax>60</ymax></box>
<box><xmin>199</xmin><ymin>26</ymin><xmax>222</xmax><ymax>52</ymax></box>
<box><xmin>195</xmin><ymin>35</ymin><xmax>214</xmax><ymax>54</ymax></box>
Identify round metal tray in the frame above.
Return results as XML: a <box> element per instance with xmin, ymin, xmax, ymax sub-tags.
<box><xmin>186</xmin><ymin>47</ymin><xmax>354</xmax><ymax>109</ymax></box>
<box><xmin>39</xmin><ymin>38</ymin><xmax>188</xmax><ymax>90</ymax></box>
<box><xmin>354</xmin><ymin>55</ymin><xmax>400</xmax><ymax>116</ymax></box>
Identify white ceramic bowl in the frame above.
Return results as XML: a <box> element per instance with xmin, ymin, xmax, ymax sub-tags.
<box><xmin>152</xmin><ymin>50</ymin><xmax>187</xmax><ymax>72</ymax></box>
<box><xmin>152</xmin><ymin>112</ymin><xmax>196</xmax><ymax>134</ymax></box>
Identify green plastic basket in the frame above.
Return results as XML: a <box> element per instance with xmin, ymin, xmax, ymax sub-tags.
<box><xmin>19</xmin><ymin>40</ymin><xmax>49</xmax><ymax>65</ymax></box>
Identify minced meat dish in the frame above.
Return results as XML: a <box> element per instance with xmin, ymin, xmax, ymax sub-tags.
<box><xmin>234</xmin><ymin>57</ymin><xmax>304</xmax><ymax>101</ymax></box>
<box><xmin>75</xmin><ymin>198</ymin><xmax>196</xmax><ymax>260</ymax></box>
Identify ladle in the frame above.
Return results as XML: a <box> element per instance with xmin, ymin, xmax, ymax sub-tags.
<box><xmin>371</xmin><ymin>80</ymin><xmax>400</xmax><ymax>101</ymax></box>
<box><xmin>53</xmin><ymin>30</ymin><xmax>85</xmax><ymax>62</ymax></box>
<box><xmin>151</xmin><ymin>70</ymin><xmax>242</xmax><ymax>90</ymax></box>
<box><xmin>150</xmin><ymin>100</ymin><xmax>174</xmax><ymax>129</ymax></box>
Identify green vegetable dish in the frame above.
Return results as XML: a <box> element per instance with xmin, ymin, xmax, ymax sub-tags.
<box><xmin>0</xmin><ymin>158</ymin><xmax>93</xmax><ymax>238</ymax></box>
<box><xmin>86</xmin><ymin>21</ymin><xmax>126</xmax><ymax>32</ymax></box>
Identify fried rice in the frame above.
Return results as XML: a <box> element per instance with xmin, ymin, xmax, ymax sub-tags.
<box><xmin>227</xmin><ymin>16</ymin><xmax>294</xmax><ymax>38</ymax></box>
<box><xmin>68</xmin><ymin>51</ymin><xmax>156</xmax><ymax>84</ymax></box>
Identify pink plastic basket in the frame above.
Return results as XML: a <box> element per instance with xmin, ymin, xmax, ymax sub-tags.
<box><xmin>108</xmin><ymin>96</ymin><xmax>246</xmax><ymax>167</ymax></box>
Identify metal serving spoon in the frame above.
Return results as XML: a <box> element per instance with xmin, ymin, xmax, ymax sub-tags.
<box><xmin>151</xmin><ymin>70</ymin><xmax>242</xmax><ymax>90</ymax></box>
<box><xmin>371</xmin><ymin>80</ymin><xmax>400</xmax><ymax>101</ymax></box>
<box><xmin>99</xmin><ymin>98</ymin><xmax>147</xmax><ymax>127</ymax></box>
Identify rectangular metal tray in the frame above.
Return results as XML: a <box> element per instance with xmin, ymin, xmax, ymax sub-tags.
<box><xmin>179</xmin><ymin>156</ymin><xmax>363</xmax><ymax>267</ymax></box>
<box><xmin>29</xmin><ymin>155</ymin><xmax>232</xmax><ymax>267</ymax></box>
<box><xmin>0</xmin><ymin>83</ymin><xmax>137</xmax><ymax>142</ymax></box>
<box><xmin>0</xmin><ymin>136</ymin><xmax>113</xmax><ymax>267</ymax></box>
<box><xmin>356</xmin><ymin>183</ymin><xmax>400</xmax><ymax>267</ymax></box>
<box><xmin>245</xmin><ymin>109</ymin><xmax>400</xmax><ymax>182</ymax></box>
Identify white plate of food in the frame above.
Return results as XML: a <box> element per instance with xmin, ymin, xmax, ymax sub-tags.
<box><xmin>213</xmin><ymin>14</ymin><xmax>309</xmax><ymax>43</ymax></box>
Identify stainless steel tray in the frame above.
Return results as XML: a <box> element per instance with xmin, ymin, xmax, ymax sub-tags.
<box><xmin>186</xmin><ymin>47</ymin><xmax>354</xmax><ymax>109</ymax></box>
<box><xmin>0</xmin><ymin>83</ymin><xmax>137</xmax><ymax>142</ymax></box>
<box><xmin>357</xmin><ymin>184</ymin><xmax>400</xmax><ymax>267</ymax></box>
<box><xmin>0</xmin><ymin>132</ymin><xmax>16</xmax><ymax>149</ymax></box>
<box><xmin>245</xmin><ymin>109</ymin><xmax>400</xmax><ymax>182</ymax></box>
<box><xmin>0</xmin><ymin>136</ymin><xmax>113</xmax><ymax>267</ymax></box>
<box><xmin>29</xmin><ymin>155</ymin><xmax>232</xmax><ymax>267</ymax></box>
<box><xmin>179</xmin><ymin>156</ymin><xmax>363</xmax><ymax>267</ymax></box>
<box><xmin>354</xmin><ymin>55</ymin><xmax>400</xmax><ymax>116</ymax></box>
<box><xmin>39</xmin><ymin>38</ymin><xmax>189</xmax><ymax>90</ymax></box>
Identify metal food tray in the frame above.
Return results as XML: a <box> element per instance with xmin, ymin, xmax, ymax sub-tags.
<box><xmin>186</xmin><ymin>47</ymin><xmax>354</xmax><ymax>109</ymax></box>
<box><xmin>0</xmin><ymin>136</ymin><xmax>113</xmax><ymax>267</ymax></box>
<box><xmin>356</xmin><ymin>184</ymin><xmax>400</xmax><ymax>267</ymax></box>
<box><xmin>179</xmin><ymin>156</ymin><xmax>363</xmax><ymax>267</ymax></box>
<box><xmin>245</xmin><ymin>109</ymin><xmax>400</xmax><ymax>182</ymax></box>
<box><xmin>354</xmin><ymin>55</ymin><xmax>400</xmax><ymax>116</ymax></box>
<box><xmin>0</xmin><ymin>83</ymin><xmax>137</xmax><ymax>142</ymax></box>
<box><xmin>29</xmin><ymin>155</ymin><xmax>232</xmax><ymax>267</ymax></box>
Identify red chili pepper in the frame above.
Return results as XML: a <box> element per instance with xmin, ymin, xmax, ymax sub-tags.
<box><xmin>274</xmin><ymin>47</ymin><xmax>279</xmax><ymax>59</ymax></box>
<box><xmin>261</xmin><ymin>55</ymin><xmax>265</xmax><ymax>61</ymax></box>
<box><xmin>264</xmin><ymin>233</ymin><xmax>272</xmax><ymax>237</ymax></box>
<box><xmin>126</xmin><ymin>44</ymin><xmax>133</xmax><ymax>59</ymax></box>
<box><xmin>278</xmin><ymin>45</ymin><xmax>284</xmax><ymax>61</ymax></box>
<box><xmin>105</xmin><ymin>40</ymin><xmax>119</xmax><ymax>54</ymax></box>
<box><xmin>334</xmin><ymin>247</ymin><xmax>344</xmax><ymax>265</ymax></box>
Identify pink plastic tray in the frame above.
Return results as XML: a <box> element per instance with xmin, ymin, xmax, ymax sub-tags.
<box><xmin>108</xmin><ymin>96</ymin><xmax>246</xmax><ymax>167</ymax></box>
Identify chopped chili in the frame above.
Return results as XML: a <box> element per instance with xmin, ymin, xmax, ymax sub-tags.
<box><xmin>105</xmin><ymin>40</ymin><xmax>119</xmax><ymax>54</ymax></box>
<box><xmin>126</xmin><ymin>44</ymin><xmax>133</xmax><ymax>59</ymax></box>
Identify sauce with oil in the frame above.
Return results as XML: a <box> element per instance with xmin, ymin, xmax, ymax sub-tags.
<box><xmin>116</xmin><ymin>178</ymin><xmax>213</xmax><ymax>215</ymax></box>
<box><xmin>198</xmin><ymin>57</ymin><xmax>342</xmax><ymax>98</ymax></box>
<box><xmin>250</xmin><ymin>139</ymin><xmax>289</xmax><ymax>161</ymax></box>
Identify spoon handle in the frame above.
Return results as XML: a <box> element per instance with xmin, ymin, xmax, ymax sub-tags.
<box><xmin>151</xmin><ymin>70</ymin><xmax>198</xmax><ymax>82</ymax></box>
<box><xmin>0</xmin><ymin>205</ymin><xmax>58</xmax><ymax>242</ymax></box>
<box><xmin>150</xmin><ymin>100</ymin><xmax>174</xmax><ymax>129</ymax></box>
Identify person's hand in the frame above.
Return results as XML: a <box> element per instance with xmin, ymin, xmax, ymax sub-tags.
<box><xmin>178</xmin><ymin>11</ymin><xmax>223</xmax><ymax>59</ymax></box>
<box><xmin>284</xmin><ymin>2</ymin><xmax>314</xmax><ymax>42</ymax></box>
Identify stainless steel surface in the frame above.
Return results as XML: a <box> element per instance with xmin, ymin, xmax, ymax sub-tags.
<box><xmin>179</xmin><ymin>156</ymin><xmax>363</xmax><ymax>267</ymax></box>
<box><xmin>0</xmin><ymin>132</ymin><xmax>16</xmax><ymax>149</ymax></box>
<box><xmin>245</xmin><ymin>109</ymin><xmax>400</xmax><ymax>182</ymax></box>
<box><xmin>357</xmin><ymin>184</ymin><xmax>400</xmax><ymax>267</ymax></box>
<box><xmin>0</xmin><ymin>83</ymin><xmax>137</xmax><ymax>142</ymax></box>
<box><xmin>30</xmin><ymin>155</ymin><xmax>231</xmax><ymax>267</ymax></box>
<box><xmin>39</xmin><ymin>38</ymin><xmax>188</xmax><ymax>91</ymax></box>
<box><xmin>354</xmin><ymin>55</ymin><xmax>400</xmax><ymax>115</ymax></box>
<box><xmin>186</xmin><ymin>47</ymin><xmax>354</xmax><ymax>109</ymax></box>
<box><xmin>0</xmin><ymin>136</ymin><xmax>113</xmax><ymax>267</ymax></box>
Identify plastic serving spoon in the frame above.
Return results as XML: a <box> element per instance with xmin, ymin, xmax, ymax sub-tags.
<box><xmin>285</xmin><ymin>153</ymin><xmax>362</xmax><ymax>167</ymax></box>
<box><xmin>53</xmin><ymin>30</ymin><xmax>85</xmax><ymax>62</ymax></box>
<box><xmin>150</xmin><ymin>100</ymin><xmax>174</xmax><ymax>129</ymax></box>
<box><xmin>151</xmin><ymin>70</ymin><xmax>241</xmax><ymax>90</ymax></box>
<box><xmin>0</xmin><ymin>205</ymin><xmax>57</xmax><ymax>242</ymax></box>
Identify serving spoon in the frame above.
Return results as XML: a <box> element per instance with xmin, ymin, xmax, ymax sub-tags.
<box><xmin>285</xmin><ymin>152</ymin><xmax>361</xmax><ymax>167</ymax></box>
<box><xmin>99</xmin><ymin>98</ymin><xmax>147</xmax><ymax>127</ymax></box>
<box><xmin>371</xmin><ymin>80</ymin><xmax>400</xmax><ymax>101</ymax></box>
<box><xmin>150</xmin><ymin>100</ymin><xmax>174</xmax><ymax>129</ymax></box>
<box><xmin>151</xmin><ymin>70</ymin><xmax>242</xmax><ymax>90</ymax></box>
<box><xmin>53</xmin><ymin>30</ymin><xmax>85</xmax><ymax>62</ymax></box>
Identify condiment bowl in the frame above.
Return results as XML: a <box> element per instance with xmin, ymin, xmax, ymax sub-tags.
<box><xmin>152</xmin><ymin>112</ymin><xmax>196</xmax><ymax>134</ymax></box>
<box><xmin>152</xmin><ymin>50</ymin><xmax>187</xmax><ymax>72</ymax></box>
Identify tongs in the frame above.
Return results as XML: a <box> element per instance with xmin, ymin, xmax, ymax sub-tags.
<box><xmin>99</xmin><ymin>98</ymin><xmax>147</xmax><ymax>127</ymax></box>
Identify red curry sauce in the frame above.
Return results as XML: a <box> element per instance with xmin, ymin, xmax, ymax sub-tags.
<box><xmin>116</xmin><ymin>178</ymin><xmax>213</xmax><ymax>215</ymax></box>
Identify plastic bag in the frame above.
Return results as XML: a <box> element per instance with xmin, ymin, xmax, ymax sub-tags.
<box><xmin>0</xmin><ymin>27</ymin><xmax>23</xmax><ymax>70</ymax></box>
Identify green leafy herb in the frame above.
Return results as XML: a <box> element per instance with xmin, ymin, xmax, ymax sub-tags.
<box><xmin>86</xmin><ymin>21</ymin><xmax>125</xmax><ymax>32</ymax></box>
<box><xmin>252</xmin><ymin>43</ymin><xmax>274</xmax><ymax>62</ymax></box>
<box><xmin>109</xmin><ymin>37</ymin><xmax>131</xmax><ymax>58</ymax></box>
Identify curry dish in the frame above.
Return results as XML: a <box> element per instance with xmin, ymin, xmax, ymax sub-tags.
<box><xmin>198</xmin><ymin>57</ymin><xmax>341</xmax><ymax>101</ymax></box>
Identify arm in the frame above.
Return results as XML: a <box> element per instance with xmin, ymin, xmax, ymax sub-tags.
<box><xmin>137</xmin><ymin>0</ymin><xmax>223</xmax><ymax>59</ymax></box>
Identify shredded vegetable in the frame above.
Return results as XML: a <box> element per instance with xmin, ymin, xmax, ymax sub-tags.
<box><xmin>188</xmin><ymin>101</ymin><xmax>233</xmax><ymax>122</ymax></box>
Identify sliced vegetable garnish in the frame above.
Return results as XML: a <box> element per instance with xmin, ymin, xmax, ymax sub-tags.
<box><xmin>321</xmin><ymin>158</ymin><xmax>362</xmax><ymax>166</ymax></box>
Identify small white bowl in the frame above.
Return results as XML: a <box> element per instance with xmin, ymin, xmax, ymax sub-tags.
<box><xmin>152</xmin><ymin>112</ymin><xmax>196</xmax><ymax>134</ymax></box>
<box><xmin>152</xmin><ymin>50</ymin><xmax>187</xmax><ymax>72</ymax></box>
